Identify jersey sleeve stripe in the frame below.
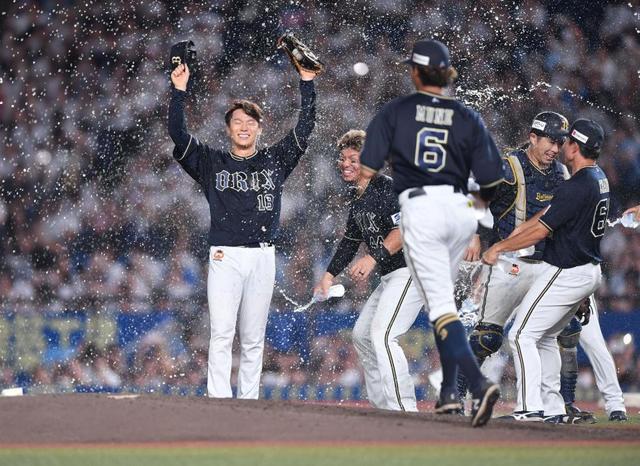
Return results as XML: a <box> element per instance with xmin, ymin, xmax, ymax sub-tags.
<box><xmin>293</xmin><ymin>128</ymin><xmax>303</xmax><ymax>151</ymax></box>
<box><xmin>538</xmin><ymin>219</ymin><xmax>553</xmax><ymax>232</ymax></box>
<box><xmin>479</xmin><ymin>177</ymin><xmax>505</xmax><ymax>188</ymax></box>
<box><xmin>176</xmin><ymin>135</ymin><xmax>193</xmax><ymax>161</ymax></box>
<box><xmin>360</xmin><ymin>164</ymin><xmax>379</xmax><ymax>175</ymax></box>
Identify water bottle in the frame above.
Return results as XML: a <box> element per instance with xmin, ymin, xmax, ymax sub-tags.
<box><xmin>621</xmin><ymin>212</ymin><xmax>640</xmax><ymax>229</ymax></box>
<box><xmin>313</xmin><ymin>284</ymin><xmax>346</xmax><ymax>303</ymax></box>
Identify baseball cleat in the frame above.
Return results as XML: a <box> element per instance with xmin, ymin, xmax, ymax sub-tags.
<box><xmin>498</xmin><ymin>410</ymin><xmax>544</xmax><ymax>422</ymax></box>
<box><xmin>435</xmin><ymin>390</ymin><xmax>464</xmax><ymax>415</ymax></box>
<box><xmin>565</xmin><ymin>403</ymin><xmax>597</xmax><ymax>424</ymax></box>
<box><xmin>543</xmin><ymin>414</ymin><xmax>565</xmax><ymax>424</ymax></box>
<box><xmin>470</xmin><ymin>382</ymin><xmax>500</xmax><ymax>427</ymax></box>
<box><xmin>608</xmin><ymin>410</ymin><xmax>628</xmax><ymax>422</ymax></box>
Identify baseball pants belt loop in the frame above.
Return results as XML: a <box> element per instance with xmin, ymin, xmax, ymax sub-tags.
<box><xmin>519</xmin><ymin>258</ymin><xmax>542</xmax><ymax>264</ymax></box>
<box><xmin>239</xmin><ymin>242</ymin><xmax>273</xmax><ymax>248</ymax></box>
<box><xmin>408</xmin><ymin>187</ymin><xmax>426</xmax><ymax>199</ymax></box>
<box><xmin>408</xmin><ymin>185</ymin><xmax>462</xmax><ymax>199</ymax></box>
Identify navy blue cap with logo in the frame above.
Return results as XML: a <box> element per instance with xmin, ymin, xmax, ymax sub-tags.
<box><xmin>402</xmin><ymin>39</ymin><xmax>451</xmax><ymax>68</ymax></box>
<box><xmin>569</xmin><ymin>119</ymin><xmax>604</xmax><ymax>153</ymax></box>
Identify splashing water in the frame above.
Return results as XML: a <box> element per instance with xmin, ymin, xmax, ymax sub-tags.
<box><xmin>607</xmin><ymin>213</ymin><xmax>640</xmax><ymax>229</ymax></box>
<box><xmin>457</xmin><ymin>81</ymin><xmax>640</xmax><ymax>121</ymax></box>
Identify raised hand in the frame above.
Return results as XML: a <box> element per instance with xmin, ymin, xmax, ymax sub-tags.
<box><xmin>171</xmin><ymin>63</ymin><xmax>190</xmax><ymax>91</ymax></box>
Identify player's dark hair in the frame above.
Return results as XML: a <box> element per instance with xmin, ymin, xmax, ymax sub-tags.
<box><xmin>224</xmin><ymin>100</ymin><xmax>264</xmax><ymax>126</ymax></box>
<box><xmin>337</xmin><ymin>129</ymin><xmax>366</xmax><ymax>152</ymax></box>
<box><xmin>575</xmin><ymin>141</ymin><xmax>600</xmax><ymax>160</ymax></box>
<box><xmin>413</xmin><ymin>64</ymin><xmax>458</xmax><ymax>87</ymax></box>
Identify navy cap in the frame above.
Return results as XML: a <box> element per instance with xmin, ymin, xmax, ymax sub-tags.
<box><xmin>569</xmin><ymin>119</ymin><xmax>604</xmax><ymax>152</ymax></box>
<box><xmin>403</xmin><ymin>39</ymin><xmax>450</xmax><ymax>68</ymax></box>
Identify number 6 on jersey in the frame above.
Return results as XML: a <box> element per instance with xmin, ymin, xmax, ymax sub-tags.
<box><xmin>415</xmin><ymin>127</ymin><xmax>448</xmax><ymax>172</ymax></box>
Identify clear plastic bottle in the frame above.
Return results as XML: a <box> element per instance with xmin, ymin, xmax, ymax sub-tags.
<box><xmin>621</xmin><ymin>212</ymin><xmax>640</xmax><ymax>229</ymax></box>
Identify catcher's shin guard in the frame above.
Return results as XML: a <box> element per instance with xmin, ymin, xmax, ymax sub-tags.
<box><xmin>558</xmin><ymin>317</ymin><xmax>582</xmax><ymax>404</ymax></box>
<box><xmin>458</xmin><ymin>323</ymin><xmax>501</xmax><ymax>400</ymax></box>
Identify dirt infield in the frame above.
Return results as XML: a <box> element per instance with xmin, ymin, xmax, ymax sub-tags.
<box><xmin>1</xmin><ymin>394</ymin><xmax>638</xmax><ymax>445</ymax></box>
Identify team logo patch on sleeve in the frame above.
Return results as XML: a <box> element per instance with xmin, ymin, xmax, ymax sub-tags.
<box><xmin>391</xmin><ymin>212</ymin><xmax>401</xmax><ymax>226</ymax></box>
<box><xmin>598</xmin><ymin>178</ymin><xmax>609</xmax><ymax>194</ymax></box>
<box><xmin>212</xmin><ymin>249</ymin><xmax>225</xmax><ymax>261</ymax></box>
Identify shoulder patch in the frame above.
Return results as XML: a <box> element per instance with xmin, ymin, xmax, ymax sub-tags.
<box><xmin>598</xmin><ymin>178</ymin><xmax>609</xmax><ymax>194</ymax></box>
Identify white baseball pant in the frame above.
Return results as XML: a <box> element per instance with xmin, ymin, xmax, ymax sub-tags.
<box><xmin>508</xmin><ymin>262</ymin><xmax>602</xmax><ymax>415</ymax></box>
<box><xmin>206</xmin><ymin>244</ymin><xmax>275</xmax><ymax>399</ymax></box>
<box><xmin>580</xmin><ymin>295</ymin><xmax>626</xmax><ymax>415</ymax></box>
<box><xmin>398</xmin><ymin>186</ymin><xmax>477</xmax><ymax>323</ymax></box>
<box><xmin>352</xmin><ymin>267</ymin><xmax>422</xmax><ymax>411</ymax></box>
<box><xmin>478</xmin><ymin>259</ymin><xmax>548</xmax><ymax>326</ymax></box>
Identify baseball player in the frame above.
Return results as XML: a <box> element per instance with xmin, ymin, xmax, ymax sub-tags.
<box><xmin>168</xmin><ymin>62</ymin><xmax>317</xmax><ymax>398</ymax></box>
<box><xmin>359</xmin><ymin>39</ymin><xmax>505</xmax><ymax>427</ymax></box>
<box><xmin>483</xmin><ymin>119</ymin><xmax>610</xmax><ymax>423</ymax></box>
<box><xmin>459</xmin><ymin>112</ymin><xmax>570</xmax><ymax>415</ymax></box>
<box><xmin>567</xmin><ymin>296</ymin><xmax>628</xmax><ymax>422</ymax></box>
<box><xmin>313</xmin><ymin>130</ymin><xmax>423</xmax><ymax>412</ymax></box>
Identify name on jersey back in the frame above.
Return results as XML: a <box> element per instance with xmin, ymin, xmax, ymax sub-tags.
<box><xmin>415</xmin><ymin>105</ymin><xmax>454</xmax><ymax>126</ymax></box>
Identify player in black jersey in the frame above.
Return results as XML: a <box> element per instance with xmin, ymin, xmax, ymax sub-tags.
<box><xmin>483</xmin><ymin>119</ymin><xmax>610</xmax><ymax>422</ymax></box>
<box><xmin>314</xmin><ymin>130</ymin><xmax>423</xmax><ymax>411</ymax></box>
<box><xmin>359</xmin><ymin>39</ymin><xmax>504</xmax><ymax>427</ymax></box>
<box><xmin>168</xmin><ymin>62</ymin><xmax>317</xmax><ymax>399</ymax></box>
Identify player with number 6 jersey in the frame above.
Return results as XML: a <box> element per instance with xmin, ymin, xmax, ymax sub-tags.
<box><xmin>359</xmin><ymin>39</ymin><xmax>505</xmax><ymax>427</ymax></box>
<box><xmin>483</xmin><ymin>119</ymin><xmax>610</xmax><ymax>421</ymax></box>
<box><xmin>168</xmin><ymin>60</ymin><xmax>317</xmax><ymax>399</ymax></box>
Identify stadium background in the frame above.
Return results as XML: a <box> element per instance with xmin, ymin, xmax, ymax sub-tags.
<box><xmin>0</xmin><ymin>0</ymin><xmax>639</xmax><ymax>402</ymax></box>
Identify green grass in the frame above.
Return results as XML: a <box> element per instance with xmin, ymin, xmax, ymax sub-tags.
<box><xmin>2</xmin><ymin>445</ymin><xmax>640</xmax><ymax>466</ymax></box>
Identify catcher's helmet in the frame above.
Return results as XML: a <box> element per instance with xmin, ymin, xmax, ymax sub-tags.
<box><xmin>530</xmin><ymin>111</ymin><xmax>569</xmax><ymax>142</ymax></box>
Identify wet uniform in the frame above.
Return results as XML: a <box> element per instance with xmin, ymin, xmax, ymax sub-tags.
<box><xmin>509</xmin><ymin>165</ymin><xmax>609</xmax><ymax>416</ymax></box>
<box><xmin>168</xmin><ymin>80</ymin><xmax>316</xmax><ymax>399</ymax></box>
<box><xmin>326</xmin><ymin>175</ymin><xmax>422</xmax><ymax>411</ymax></box>
<box><xmin>359</xmin><ymin>87</ymin><xmax>504</xmax><ymax>407</ymax></box>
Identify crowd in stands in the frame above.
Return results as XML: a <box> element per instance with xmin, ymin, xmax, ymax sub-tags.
<box><xmin>1</xmin><ymin>0</ymin><xmax>639</xmax><ymax>397</ymax></box>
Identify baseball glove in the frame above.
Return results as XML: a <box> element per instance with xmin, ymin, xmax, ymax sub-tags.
<box><xmin>277</xmin><ymin>33</ymin><xmax>325</xmax><ymax>75</ymax></box>
<box><xmin>575</xmin><ymin>298</ymin><xmax>591</xmax><ymax>326</ymax></box>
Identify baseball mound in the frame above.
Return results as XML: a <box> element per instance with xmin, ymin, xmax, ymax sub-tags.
<box><xmin>1</xmin><ymin>394</ymin><xmax>638</xmax><ymax>445</ymax></box>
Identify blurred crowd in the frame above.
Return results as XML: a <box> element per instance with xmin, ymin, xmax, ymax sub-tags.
<box><xmin>1</xmin><ymin>1</ymin><xmax>639</xmax><ymax>396</ymax></box>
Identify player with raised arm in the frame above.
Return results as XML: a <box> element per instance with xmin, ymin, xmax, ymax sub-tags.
<box><xmin>359</xmin><ymin>39</ymin><xmax>505</xmax><ymax>427</ymax></box>
<box><xmin>483</xmin><ymin>119</ymin><xmax>611</xmax><ymax>423</ymax></box>
<box><xmin>167</xmin><ymin>50</ymin><xmax>317</xmax><ymax>399</ymax></box>
<box><xmin>313</xmin><ymin>130</ymin><xmax>423</xmax><ymax>412</ymax></box>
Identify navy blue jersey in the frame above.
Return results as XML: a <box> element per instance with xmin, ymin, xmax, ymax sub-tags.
<box><xmin>327</xmin><ymin>175</ymin><xmax>406</xmax><ymax>277</ymax></box>
<box><xmin>359</xmin><ymin>91</ymin><xmax>504</xmax><ymax>193</ymax></box>
<box><xmin>168</xmin><ymin>81</ymin><xmax>316</xmax><ymax>246</ymax></box>
<box><xmin>490</xmin><ymin>147</ymin><xmax>567</xmax><ymax>260</ymax></box>
<box><xmin>539</xmin><ymin>165</ymin><xmax>610</xmax><ymax>268</ymax></box>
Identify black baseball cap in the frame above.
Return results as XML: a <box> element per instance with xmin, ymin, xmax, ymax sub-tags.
<box><xmin>569</xmin><ymin>119</ymin><xmax>604</xmax><ymax>153</ymax></box>
<box><xmin>403</xmin><ymin>39</ymin><xmax>450</xmax><ymax>68</ymax></box>
<box><xmin>530</xmin><ymin>111</ymin><xmax>569</xmax><ymax>142</ymax></box>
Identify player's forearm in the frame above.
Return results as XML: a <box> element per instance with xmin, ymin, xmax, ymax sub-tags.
<box><xmin>382</xmin><ymin>229</ymin><xmax>402</xmax><ymax>255</ymax></box>
<box><xmin>327</xmin><ymin>236</ymin><xmax>360</xmax><ymax>276</ymax></box>
<box><xmin>493</xmin><ymin>222</ymin><xmax>549</xmax><ymax>254</ymax></box>
<box><xmin>370</xmin><ymin>228</ymin><xmax>402</xmax><ymax>265</ymax></box>
<box><xmin>168</xmin><ymin>88</ymin><xmax>192</xmax><ymax>149</ymax></box>
<box><xmin>293</xmin><ymin>80</ymin><xmax>316</xmax><ymax>144</ymax></box>
<box><xmin>508</xmin><ymin>208</ymin><xmax>548</xmax><ymax>238</ymax></box>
